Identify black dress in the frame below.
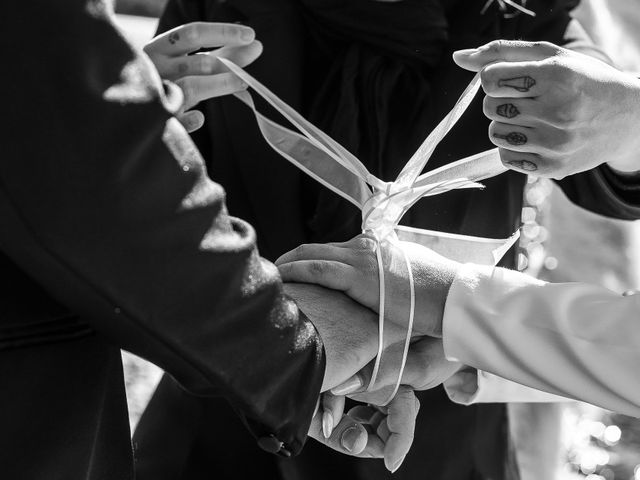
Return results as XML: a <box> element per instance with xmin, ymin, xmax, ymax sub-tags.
<box><xmin>133</xmin><ymin>1</ymin><xmax>640</xmax><ymax>479</ymax></box>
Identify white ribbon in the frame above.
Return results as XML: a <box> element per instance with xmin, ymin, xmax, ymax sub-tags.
<box><xmin>220</xmin><ymin>58</ymin><xmax>519</xmax><ymax>405</ymax></box>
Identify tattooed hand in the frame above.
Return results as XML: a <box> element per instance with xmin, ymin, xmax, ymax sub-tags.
<box><xmin>453</xmin><ymin>40</ymin><xmax>640</xmax><ymax>178</ymax></box>
<box><xmin>144</xmin><ymin>23</ymin><xmax>263</xmax><ymax>132</ymax></box>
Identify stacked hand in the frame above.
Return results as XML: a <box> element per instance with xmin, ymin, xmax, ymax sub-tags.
<box><xmin>278</xmin><ymin>237</ymin><xmax>465</xmax><ymax>472</ymax></box>
<box><xmin>283</xmin><ymin>283</ymin><xmax>421</xmax><ymax>472</ymax></box>
<box><xmin>144</xmin><ymin>22</ymin><xmax>263</xmax><ymax>132</ymax></box>
<box><xmin>453</xmin><ymin>40</ymin><xmax>640</xmax><ymax>177</ymax></box>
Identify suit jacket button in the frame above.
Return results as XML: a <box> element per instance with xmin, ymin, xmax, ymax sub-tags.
<box><xmin>257</xmin><ymin>435</ymin><xmax>283</xmax><ymax>454</ymax></box>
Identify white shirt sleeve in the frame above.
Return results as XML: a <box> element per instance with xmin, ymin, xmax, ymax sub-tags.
<box><xmin>441</xmin><ymin>264</ymin><xmax>640</xmax><ymax>418</ymax></box>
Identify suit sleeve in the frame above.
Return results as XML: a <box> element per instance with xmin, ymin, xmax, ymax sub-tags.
<box><xmin>0</xmin><ymin>0</ymin><xmax>323</xmax><ymax>455</ymax></box>
<box><xmin>442</xmin><ymin>264</ymin><xmax>640</xmax><ymax>418</ymax></box>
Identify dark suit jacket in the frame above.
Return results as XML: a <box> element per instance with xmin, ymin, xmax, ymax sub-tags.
<box><xmin>0</xmin><ymin>2</ymin><xmax>324</xmax><ymax>479</ymax></box>
<box><xmin>133</xmin><ymin>1</ymin><xmax>640</xmax><ymax>480</ymax></box>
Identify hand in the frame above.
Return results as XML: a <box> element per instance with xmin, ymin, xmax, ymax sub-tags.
<box><xmin>320</xmin><ymin>338</ymin><xmax>459</xmax><ymax>455</ymax></box>
<box><xmin>453</xmin><ymin>40</ymin><xmax>640</xmax><ymax>177</ymax></box>
<box><xmin>331</xmin><ymin>337</ymin><xmax>462</xmax><ymax>404</ymax></box>
<box><xmin>144</xmin><ymin>22</ymin><xmax>263</xmax><ymax>132</ymax></box>
<box><xmin>277</xmin><ymin>236</ymin><xmax>459</xmax><ymax>338</ymax></box>
<box><xmin>282</xmin><ymin>283</ymin><xmax>406</xmax><ymax>392</ymax></box>
<box><xmin>308</xmin><ymin>387</ymin><xmax>420</xmax><ymax>473</ymax></box>
<box><xmin>315</xmin><ymin>338</ymin><xmax>458</xmax><ymax>438</ymax></box>
<box><xmin>287</xmin><ymin>283</ymin><xmax>420</xmax><ymax>470</ymax></box>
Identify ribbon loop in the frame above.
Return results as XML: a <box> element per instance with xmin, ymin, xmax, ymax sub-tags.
<box><xmin>223</xmin><ymin>59</ymin><xmax>519</xmax><ymax>405</ymax></box>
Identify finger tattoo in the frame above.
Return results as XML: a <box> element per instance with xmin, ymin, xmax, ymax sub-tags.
<box><xmin>498</xmin><ymin>76</ymin><xmax>536</xmax><ymax>93</ymax></box>
<box><xmin>168</xmin><ymin>32</ymin><xmax>180</xmax><ymax>45</ymax></box>
<box><xmin>507</xmin><ymin>160</ymin><xmax>538</xmax><ymax>172</ymax></box>
<box><xmin>493</xmin><ymin>132</ymin><xmax>527</xmax><ymax>145</ymax></box>
<box><xmin>496</xmin><ymin>104</ymin><xmax>520</xmax><ymax>119</ymax></box>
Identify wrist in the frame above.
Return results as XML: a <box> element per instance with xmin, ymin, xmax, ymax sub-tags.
<box><xmin>415</xmin><ymin>257</ymin><xmax>460</xmax><ymax>338</ymax></box>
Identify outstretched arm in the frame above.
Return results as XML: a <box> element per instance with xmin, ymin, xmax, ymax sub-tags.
<box><xmin>444</xmin><ymin>264</ymin><xmax>640</xmax><ymax>418</ymax></box>
<box><xmin>1</xmin><ymin>0</ymin><xmax>319</xmax><ymax>455</ymax></box>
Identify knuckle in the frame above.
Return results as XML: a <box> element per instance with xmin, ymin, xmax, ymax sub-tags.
<box><xmin>548</xmin><ymin>129</ymin><xmax>577</xmax><ymax>154</ymax></box>
<box><xmin>221</xmin><ymin>74</ymin><xmax>233</xmax><ymax>91</ymax></box>
<box><xmin>197</xmin><ymin>54</ymin><xmax>214</xmax><ymax>73</ymax></box>
<box><xmin>355</xmin><ymin>236</ymin><xmax>373</xmax><ymax>250</ymax></box>
<box><xmin>220</xmin><ymin>22</ymin><xmax>229</xmax><ymax>41</ymax></box>
<box><xmin>480</xmin><ymin>66</ymin><xmax>497</xmax><ymax>90</ymax></box>
<box><xmin>533</xmin><ymin>156</ymin><xmax>553</xmax><ymax>171</ymax></box>
<box><xmin>175</xmin><ymin>61</ymin><xmax>189</xmax><ymax>76</ymax></box>
<box><xmin>540</xmin><ymin>41</ymin><xmax>562</xmax><ymax>56</ymax></box>
<box><xmin>309</xmin><ymin>261</ymin><xmax>332</xmax><ymax>277</ymax></box>
<box><xmin>544</xmin><ymin>56</ymin><xmax>572</xmax><ymax>80</ymax></box>
<box><xmin>548</xmin><ymin>103</ymin><xmax>576</xmax><ymax>128</ymax></box>
<box><xmin>185</xmin><ymin>23</ymin><xmax>202</xmax><ymax>45</ymax></box>
<box><xmin>486</xmin><ymin>40</ymin><xmax>505</xmax><ymax>54</ymax></box>
<box><xmin>530</xmin><ymin>40</ymin><xmax>550</xmax><ymax>51</ymax></box>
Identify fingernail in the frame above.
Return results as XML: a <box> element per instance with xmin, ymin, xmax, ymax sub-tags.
<box><xmin>340</xmin><ymin>426</ymin><xmax>362</xmax><ymax>452</ymax></box>
<box><xmin>390</xmin><ymin>455</ymin><xmax>407</xmax><ymax>473</ymax></box>
<box><xmin>506</xmin><ymin>160</ymin><xmax>538</xmax><ymax>172</ymax></box>
<box><xmin>331</xmin><ymin>376</ymin><xmax>364</xmax><ymax>396</ymax></box>
<box><xmin>241</xmin><ymin>29</ymin><xmax>255</xmax><ymax>42</ymax></box>
<box><xmin>322</xmin><ymin>411</ymin><xmax>334</xmax><ymax>439</ymax></box>
<box><xmin>453</xmin><ymin>48</ymin><xmax>479</xmax><ymax>58</ymax></box>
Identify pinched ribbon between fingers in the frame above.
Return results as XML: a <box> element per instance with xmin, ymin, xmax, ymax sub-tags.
<box><xmin>219</xmin><ymin>57</ymin><xmax>508</xmax><ymax>405</ymax></box>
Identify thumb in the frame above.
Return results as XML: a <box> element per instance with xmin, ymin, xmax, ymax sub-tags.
<box><xmin>178</xmin><ymin>110</ymin><xmax>205</xmax><ymax>133</ymax></box>
<box><xmin>453</xmin><ymin>40</ymin><xmax>560</xmax><ymax>72</ymax></box>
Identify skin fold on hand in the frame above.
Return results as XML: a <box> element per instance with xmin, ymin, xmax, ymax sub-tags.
<box><xmin>453</xmin><ymin>40</ymin><xmax>640</xmax><ymax>177</ymax></box>
<box><xmin>144</xmin><ymin>22</ymin><xmax>263</xmax><ymax>132</ymax></box>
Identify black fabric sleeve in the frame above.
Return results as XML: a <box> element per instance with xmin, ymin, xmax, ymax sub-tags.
<box><xmin>556</xmin><ymin>165</ymin><xmax>640</xmax><ymax>220</ymax></box>
<box><xmin>1</xmin><ymin>0</ymin><xmax>323</xmax><ymax>455</ymax></box>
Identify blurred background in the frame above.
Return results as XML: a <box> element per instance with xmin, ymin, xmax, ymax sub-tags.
<box><xmin>113</xmin><ymin>1</ymin><xmax>640</xmax><ymax>479</ymax></box>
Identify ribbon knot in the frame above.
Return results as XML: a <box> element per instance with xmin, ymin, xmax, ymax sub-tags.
<box><xmin>219</xmin><ymin>57</ymin><xmax>519</xmax><ymax>404</ymax></box>
<box><xmin>361</xmin><ymin>184</ymin><xmax>407</xmax><ymax>241</ymax></box>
